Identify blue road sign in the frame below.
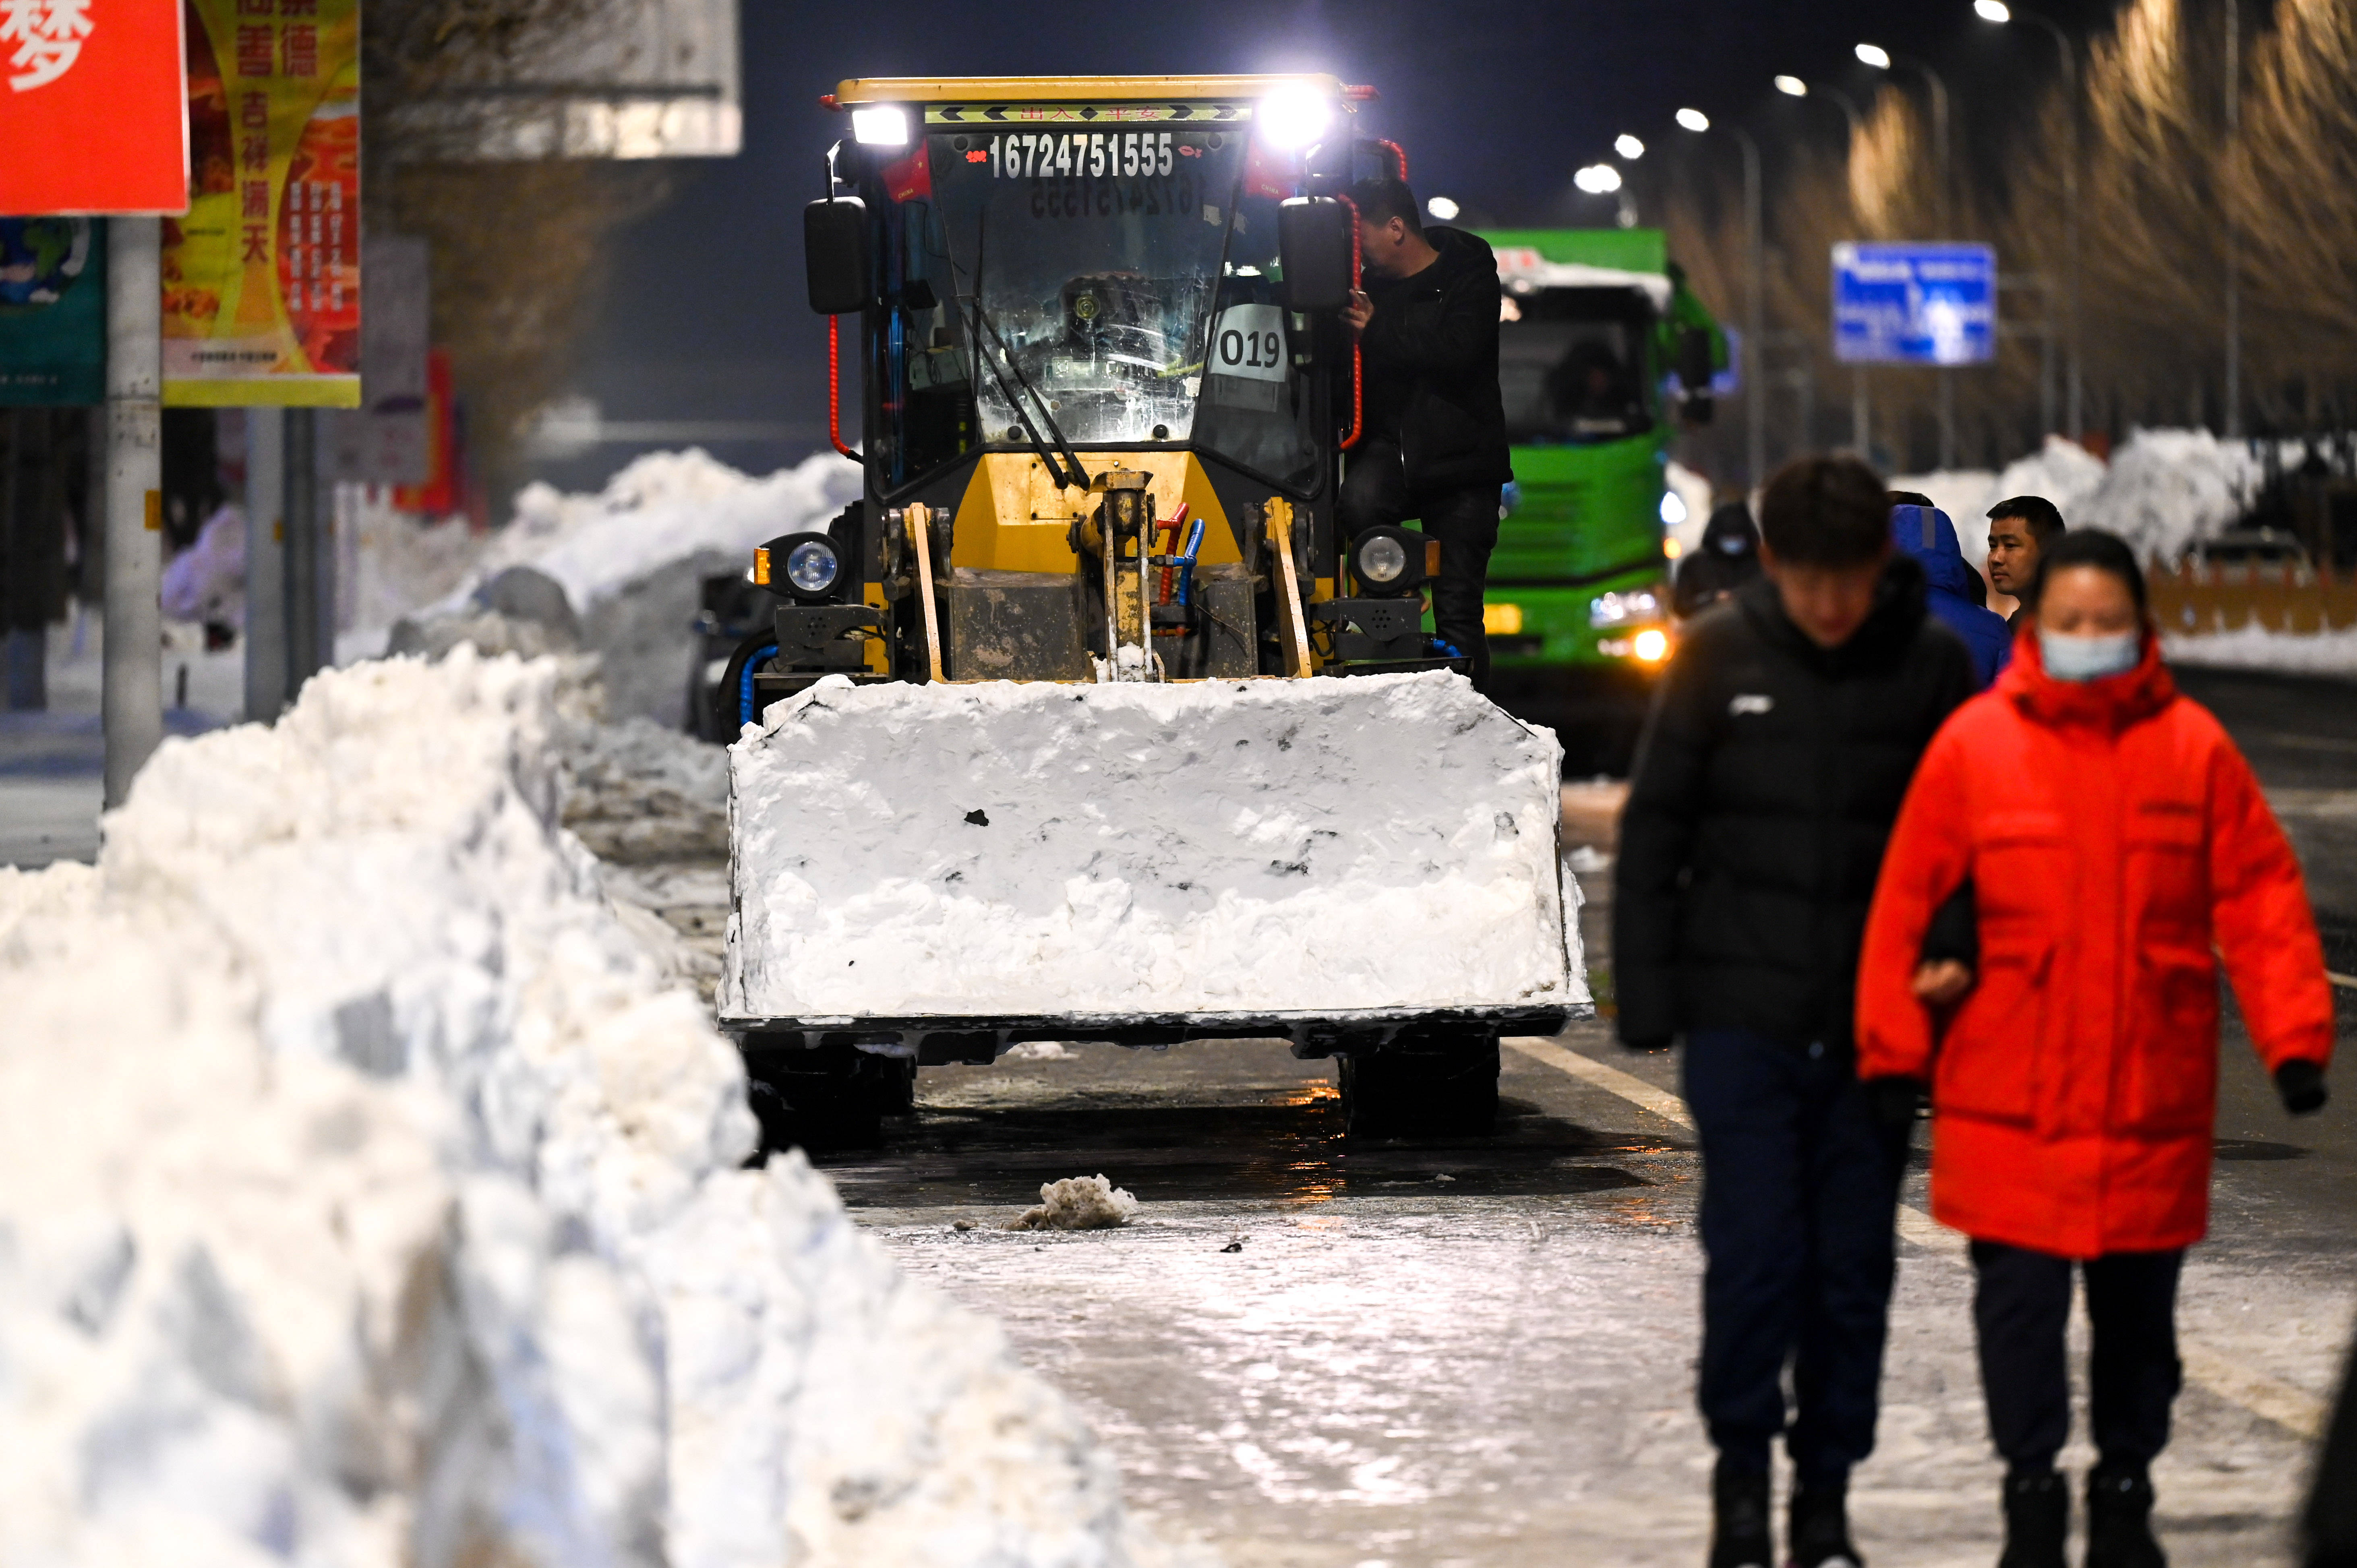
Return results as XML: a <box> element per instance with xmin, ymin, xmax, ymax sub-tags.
<box><xmin>1831</xmin><ymin>242</ymin><xmax>1996</xmax><ymax>366</ymax></box>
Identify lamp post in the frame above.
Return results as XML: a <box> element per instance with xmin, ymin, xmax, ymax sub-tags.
<box><xmin>1976</xmin><ymin>0</ymin><xmax>2083</xmax><ymax>440</ymax></box>
<box><xmin>1678</xmin><ymin>108</ymin><xmax>1764</xmax><ymax>487</ymax></box>
<box><xmin>1859</xmin><ymin>42</ymin><xmax>1958</xmax><ymax>467</ymax></box>
<box><xmin>1777</xmin><ymin>75</ymin><xmax>1872</xmax><ymax>457</ymax></box>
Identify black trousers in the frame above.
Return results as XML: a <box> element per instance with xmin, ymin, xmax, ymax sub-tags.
<box><xmin>1337</xmin><ymin>439</ymin><xmax>1500</xmax><ymax>688</ymax></box>
<box><xmin>1970</xmin><ymin>1239</ymin><xmax>2185</xmax><ymax>1472</ymax></box>
<box><xmin>1683</xmin><ymin>1028</ymin><xmax>1913</xmax><ymax>1483</ymax></box>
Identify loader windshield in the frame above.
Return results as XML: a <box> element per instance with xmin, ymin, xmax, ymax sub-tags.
<box><xmin>926</xmin><ymin>125</ymin><xmax>1279</xmax><ymax>450</ymax></box>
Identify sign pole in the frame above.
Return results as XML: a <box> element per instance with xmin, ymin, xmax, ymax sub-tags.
<box><xmin>244</xmin><ymin>408</ymin><xmax>287</xmax><ymax>718</ymax></box>
<box><xmin>101</xmin><ymin>216</ymin><xmax>163</xmax><ymax>808</ymax></box>
<box><xmin>284</xmin><ymin>406</ymin><xmax>320</xmax><ymax>694</ymax></box>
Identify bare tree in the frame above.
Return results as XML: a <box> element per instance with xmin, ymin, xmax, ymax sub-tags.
<box><xmin>362</xmin><ymin>0</ymin><xmax>673</xmax><ymax>511</ymax></box>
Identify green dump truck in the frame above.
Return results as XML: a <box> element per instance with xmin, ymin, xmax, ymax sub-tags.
<box><xmin>1472</xmin><ymin>227</ymin><xmax>1725</xmax><ymax>772</ymax></box>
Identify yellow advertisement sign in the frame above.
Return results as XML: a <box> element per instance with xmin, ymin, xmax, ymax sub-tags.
<box><xmin>163</xmin><ymin>0</ymin><xmax>360</xmax><ymax>408</ymax></box>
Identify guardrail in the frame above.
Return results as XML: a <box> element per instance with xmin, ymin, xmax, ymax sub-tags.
<box><xmin>2148</xmin><ymin>563</ymin><xmax>2357</xmax><ymax>636</ymax></box>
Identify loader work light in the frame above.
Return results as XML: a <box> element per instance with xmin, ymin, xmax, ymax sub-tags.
<box><xmin>766</xmin><ymin>532</ymin><xmax>844</xmax><ymax>602</ymax></box>
<box><xmin>1348</xmin><ymin>526</ymin><xmax>1436</xmax><ymax>598</ymax></box>
<box><xmin>1360</xmin><ymin>535</ymin><xmax>1408</xmax><ymax>585</ymax></box>
<box><xmin>1256</xmin><ymin>87</ymin><xmax>1331</xmax><ymax>151</ymax></box>
<box><xmin>851</xmin><ymin>105</ymin><xmax>910</xmax><ymax>146</ymax></box>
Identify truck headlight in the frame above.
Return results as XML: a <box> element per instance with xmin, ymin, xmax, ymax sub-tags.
<box><xmin>1589</xmin><ymin>589</ymin><xmax>1662</xmax><ymax>629</ymax></box>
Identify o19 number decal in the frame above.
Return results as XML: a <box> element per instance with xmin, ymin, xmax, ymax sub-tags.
<box><xmin>1210</xmin><ymin>304</ymin><xmax>1288</xmax><ymax>383</ymax></box>
<box><xmin>993</xmin><ymin>131</ymin><xmax>1174</xmax><ymax>179</ymax></box>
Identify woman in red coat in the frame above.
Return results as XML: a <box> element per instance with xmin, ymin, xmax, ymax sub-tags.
<box><xmin>1855</xmin><ymin>530</ymin><xmax>2334</xmax><ymax>1568</ymax></box>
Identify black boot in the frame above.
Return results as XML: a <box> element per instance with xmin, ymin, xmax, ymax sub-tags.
<box><xmin>2085</xmin><ymin>1465</ymin><xmax>2166</xmax><ymax>1568</ymax></box>
<box><xmin>1997</xmin><ymin>1469</ymin><xmax>2066</xmax><ymax>1568</ymax></box>
<box><xmin>1709</xmin><ymin>1460</ymin><xmax>1773</xmax><ymax>1568</ymax></box>
<box><xmin>1790</xmin><ymin>1476</ymin><xmax>1864</xmax><ymax>1568</ymax></box>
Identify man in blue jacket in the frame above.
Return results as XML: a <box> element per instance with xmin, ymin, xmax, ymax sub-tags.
<box><xmin>1890</xmin><ymin>503</ymin><xmax>2011</xmax><ymax>689</ymax></box>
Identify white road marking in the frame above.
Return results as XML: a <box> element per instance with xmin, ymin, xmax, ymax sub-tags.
<box><xmin>1502</xmin><ymin>1036</ymin><xmax>2330</xmax><ymax>1439</ymax></box>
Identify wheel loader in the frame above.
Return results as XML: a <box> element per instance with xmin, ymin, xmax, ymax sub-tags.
<box><xmin>715</xmin><ymin>75</ymin><xmax>1588</xmax><ymax>1140</ymax></box>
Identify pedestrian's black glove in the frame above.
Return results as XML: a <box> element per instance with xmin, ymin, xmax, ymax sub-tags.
<box><xmin>2276</xmin><ymin>1058</ymin><xmax>2329</xmax><ymax>1116</ymax></box>
<box><xmin>1863</xmin><ymin>1075</ymin><xmax>1926</xmax><ymax>1135</ymax></box>
<box><xmin>1619</xmin><ymin>1035</ymin><xmax>1673</xmax><ymax>1054</ymax></box>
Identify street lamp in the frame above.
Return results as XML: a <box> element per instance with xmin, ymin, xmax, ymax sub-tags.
<box><xmin>1977</xmin><ymin>1</ymin><xmax>2083</xmax><ymax>439</ymax></box>
<box><xmin>1777</xmin><ymin>75</ymin><xmax>1871</xmax><ymax>455</ymax></box>
<box><xmin>1679</xmin><ymin>107</ymin><xmax>1765</xmax><ymax>487</ymax></box>
<box><xmin>1615</xmin><ymin>133</ymin><xmax>1645</xmax><ymax>160</ymax></box>
<box><xmin>1856</xmin><ymin>40</ymin><xmax>1951</xmax><ymax>199</ymax></box>
<box><xmin>1425</xmin><ymin>195</ymin><xmax>1461</xmax><ymax>221</ymax></box>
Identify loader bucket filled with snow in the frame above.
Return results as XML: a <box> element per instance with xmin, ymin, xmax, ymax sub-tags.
<box><xmin>719</xmin><ymin>670</ymin><xmax>1584</xmax><ymax>1053</ymax></box>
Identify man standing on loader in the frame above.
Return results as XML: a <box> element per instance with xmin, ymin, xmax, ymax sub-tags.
<box><xmin>1340</xmin><ymin>176</ymin><xmax>1513</xmax><ymax>688</ymax></box>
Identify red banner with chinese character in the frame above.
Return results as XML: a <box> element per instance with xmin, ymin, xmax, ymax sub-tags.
<box><xmin>162</xmin><ymin>0</ymin><xmax>358</xmax><ymax>407</ymax></box>
<box><xmin>0</xmin><ymin>0</ymin><xmax>189</xmax><ymax>214</ymax></box>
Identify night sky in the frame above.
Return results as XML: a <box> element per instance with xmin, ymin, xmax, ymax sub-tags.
<box><xmin>543</xmin><ymin>0</ymin><xmax>2119</xmax><ymax>493</ymax></box>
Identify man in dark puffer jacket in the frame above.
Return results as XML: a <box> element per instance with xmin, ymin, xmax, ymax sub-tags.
<box><xmin>1615</xmin><ymin>453</ymin><xmax>1974</xmax><ymax>1568</ymax></box>
<box><xmin>1339</xmin><ymin>176</ymin><xmax>1513</xmax><ymax>687</ymax></box>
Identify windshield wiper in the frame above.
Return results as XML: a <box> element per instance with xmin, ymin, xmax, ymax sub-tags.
<box><xmin>955</xmin><ymin>209</ymin><xmax>1088</xmax><ymax>491</ymax></box>
<box><xmin>969</xmin><ymin>302</ymin><xmax>1088</xmax><ymax>491</ymax></box>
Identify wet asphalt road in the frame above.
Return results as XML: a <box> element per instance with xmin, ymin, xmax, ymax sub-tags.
<box><xmin>809</xmin><ymin>666</ymin><xmax>2357</xmax><ymax>1568</ymax></box>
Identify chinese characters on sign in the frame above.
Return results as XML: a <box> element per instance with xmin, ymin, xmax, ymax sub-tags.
<box><xmin>163</xmin><ymin>0</ymin><xmax>358</xmax><ymax>407</ymax></box>
<box><xmin>2</xmin><ymin>0</ymin><xmax>95</xmax><ymax>91</ymax></box>
<box><xmin>0</xmin><ymin>0</ymin><xmax>187</xmax><ymax>213</ymax></box>
<box><xmin>1831</xmin><ymin>242</ymin><xmax>1997</xmax><ymax>366</ymax></box>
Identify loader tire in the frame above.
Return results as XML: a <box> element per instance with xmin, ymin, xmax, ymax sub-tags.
<box><xmin>1339</xmin><ymin>1035</ymin><xmax>1500</xmax><ymax>1138</ymax></box>
<box><xmin>741</xmin><ymin>1040</ymin><xmax>894</xmax><ymax>1150</ymax></box>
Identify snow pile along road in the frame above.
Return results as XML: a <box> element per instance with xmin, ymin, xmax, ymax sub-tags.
<box><xmin>0</xmin><ymin>651</ymin><xmax>1179</xmax><ymax>1568</ymax></box>
<box><xmin>1893</xmin><ymin>430</ymin><xmax>2258</xmax><ymax>568</ymax></box>
<box><xmin>723</xmin><ymin>671</ymin><xmax>1583</xmax><ymax>1024</ymax></box>
<box><xmin>396</xmin><ymin>449</ymin><xmax>863</xmax><ymax>727</ymax></box>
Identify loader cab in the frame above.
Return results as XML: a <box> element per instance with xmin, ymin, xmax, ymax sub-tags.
<box><xmin>748</xmin><ymin>75</ymin><xmax>1459</xmax><ymax>715</ymax></box>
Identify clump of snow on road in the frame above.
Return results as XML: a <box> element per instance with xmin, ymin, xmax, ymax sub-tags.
<box><xmin>722</xmin><ymin>671</ymin><xmax>1583</xmax><ymax>1024</ymax></box>
<box><xmin>1007</xmin><ymin>1177</ymin><xmax>1141</xmax><ymax>1232</ymax></box>
<box><xmin>2165</xmin><ymin>624</ymin><xmax>2357</xmax><ymax>674</ymax></box>
<box><xmin>0</xmin><ymin>651</ymin><xmax>1179</xmax><ymax>1568</ymax></box>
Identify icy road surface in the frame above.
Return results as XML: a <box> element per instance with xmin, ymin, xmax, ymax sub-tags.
<box><xmin>825</xmin><ymin>1026</ymin><xmax>2352</xmax><ymax>1568</ymax></box>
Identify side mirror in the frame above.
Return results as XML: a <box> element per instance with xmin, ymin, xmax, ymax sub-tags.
<box><xmin>1676</xmin><ymin>325</ymin><xmax>1715</xmax><ymax>395</ymax></box>
<box><xmin>1278</xmin><ymin>197</ymin><xmax>1353</xmax><ymax>312</ymax></box>
<box><xmin>805</xmin><ymin>199</ymin><xmax>872</xmax><ymax>315</ymax></box>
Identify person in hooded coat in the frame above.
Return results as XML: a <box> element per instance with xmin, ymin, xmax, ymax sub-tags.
<box><xmin>1855</xmin><ymin>529</ymin><xmax>2334</xmax><ymax>1568</ymax></box>
<box><xmin>1674</xmin><ymin>501</ymin><xmax>1762</xmax><ymax>618</ymax></box>
<box><xmin>1891</xmin><ymin>502</ymin><xmax>2012</xmax><ymax>689</ymax></box>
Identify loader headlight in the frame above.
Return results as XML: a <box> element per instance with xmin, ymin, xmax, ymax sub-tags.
<box><xmin>765</xmin><ymin>532</ymin><xmax>846</xmax><ymax>603</ymax></box>
<box><xmin>1348</xmin><ymin>526</ymin><xmax>1432</xmax><ymax>598</ymax></box>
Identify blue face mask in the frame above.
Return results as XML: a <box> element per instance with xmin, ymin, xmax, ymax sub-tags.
<box><xmin>2039</xmin><ymin>629</ymin><xmax>2140</xmax><ymax>682</ymax></box>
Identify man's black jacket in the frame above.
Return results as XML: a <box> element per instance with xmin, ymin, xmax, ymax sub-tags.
<box><xmin>1359</xmin><ymin>226</ymin><xmax>1513</xmax><ymax>493</ymax></box>
<box><xmin>1612</xmin><ymin>559</ymin><xmax>1975</xmax><ymax>1051</ymax></box>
